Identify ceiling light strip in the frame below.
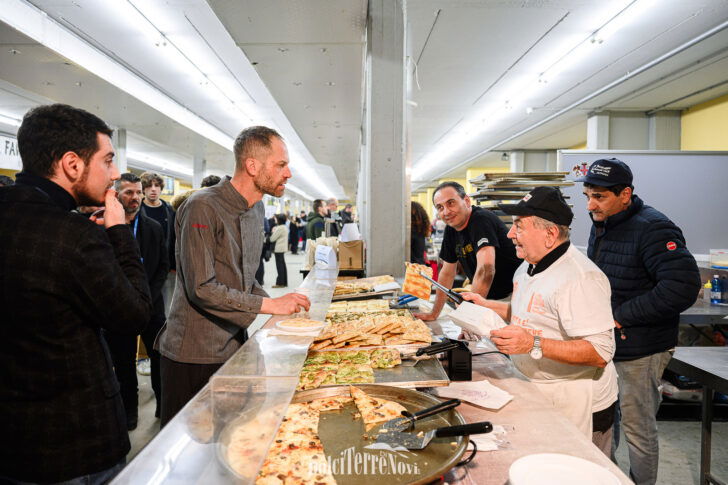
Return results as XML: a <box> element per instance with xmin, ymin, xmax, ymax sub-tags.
<box><xmin>1</xmin><ymin>0</ymin><xmax>234</xmax><ymax>150</ymax></box>
<box><xmin>418</xmin><ymin>18</ymin><xmax>728</xmax><ymax>189</ymax></box>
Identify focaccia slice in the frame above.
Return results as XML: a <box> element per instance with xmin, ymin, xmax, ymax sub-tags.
<box><xmin>401</xmin><ymin>262</ymin><xmax>433</xmax><ymax>301</ymax></box>
<box><xmin>349</xmin><ymin>386</ymin><xmax>407</xmax><ymax>431</ymax></box>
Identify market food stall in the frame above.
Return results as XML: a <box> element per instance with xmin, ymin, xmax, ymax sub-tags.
<box><xmin>113</xmin><ymin>266</ymin><xmax>631</xmax><ymax>484</ymax></box>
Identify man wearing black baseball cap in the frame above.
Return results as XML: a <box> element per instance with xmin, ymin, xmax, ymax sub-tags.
<box><xmin>579</xmin><ymin>159</ymin><xmax>700</xmax><ymax>484</ymax></box>
<box><xmin>461</xmin><ymin>186</ymin><xmax>618</xmax><ymax>448</ymax></box>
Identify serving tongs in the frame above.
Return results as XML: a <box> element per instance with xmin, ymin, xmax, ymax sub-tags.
<box><xmin>401</xmin><ymin>340</ymin><xmax>460</xmax><ymax>366</ymax></box>
<box><xmin>379</xmin><ymin>398</ymin><xmax>461</xmax><ymax>433</ymax></box>
<box><xmin>418</xmin><ymin>271</ymin><xmax>464</xmax><ymax>304</ymax></box>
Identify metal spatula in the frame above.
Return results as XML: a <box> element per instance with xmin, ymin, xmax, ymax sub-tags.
<box><xmin>379</xmin><ymin>398</ymin><xmax>461</xmax><ymax>432</ymax></box>
<box><xmin>376</xmin><ymin>421</ymin><xmax>493</xmax><ymax>450</ymax></box>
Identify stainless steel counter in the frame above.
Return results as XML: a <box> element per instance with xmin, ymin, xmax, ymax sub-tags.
<box><xmin>114</xmin><ymin>267</ymin><xmax>633</xmax><ymax>485</ymax></box>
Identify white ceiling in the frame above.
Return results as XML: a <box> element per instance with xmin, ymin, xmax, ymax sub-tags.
<box><xmin>1</xmin><ymin>0</ymin><xmax>727</xmax><ymax>200</ymax></box>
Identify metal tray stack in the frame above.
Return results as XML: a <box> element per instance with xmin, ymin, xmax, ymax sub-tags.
<box><xmin>468</xmin><ymin>171</ymin><xmax>574</xmax><ymax>223</ymax></box>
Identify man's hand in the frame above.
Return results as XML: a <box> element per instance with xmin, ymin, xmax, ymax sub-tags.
<box><xmin>614</xmin><ymin>320</ymin><xmax>622</xmax><ymax>329</ymax></box>
<box><xmin>490</xmin><ymin>325</ymin><xmax>536</xmax><ymax>355</ymax></box>
<box><xmin>90</xmin><ymin>189</ymin><xmax>125</xmax><ymax>228</ymax></box>
<box><xmin>412</xmin><ymin>311</ymin><xmax>438</xmax><ymax>321</ymax></box>
<box><xmin>261</xmin><ymin>293</ymin><xmax>311</xmax><ymax>315</ymax></box>
<box><xmin>460</xmin><ymin>292</ymin><xmax>488</xmax><ymax>307</ymax></box>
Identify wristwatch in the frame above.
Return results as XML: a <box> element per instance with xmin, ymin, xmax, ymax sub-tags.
<box><xmin>530</xmin><ymin>335</ymin><xmax>543</xmax><ymax>360</ymax></box>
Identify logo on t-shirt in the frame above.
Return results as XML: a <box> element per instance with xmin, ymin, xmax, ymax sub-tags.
<box><xmin>457</xmin><ymin>243</ymin><xmax>474</xmax><ymax>258</ymax></box>
<box><xmin>477</xmin><ymin>237</ymin><xmax>489</xmax><ymax>246</ymax></box>
<box><xmin>666</xmin><ymin>241</ymin><xmax>677</xmax><ymax>251</ymax></box>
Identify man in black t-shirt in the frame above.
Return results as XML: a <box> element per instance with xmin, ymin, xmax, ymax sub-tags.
<box><xmin>414</xmin><ymin>181</ymin><xmax>521</xmax><ymax>321</ymax></box>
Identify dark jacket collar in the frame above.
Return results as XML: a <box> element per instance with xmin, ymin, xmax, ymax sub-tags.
<box><xmin>527</xmin><ymin>240</ymin><xmax>570</xmax><ymax>276</ymax></box>
<box><xmin>14</xmin><ymin>171</ymin><xmax>76</xmax><ymax>211</ymax></box>
<box><xmin>220</xmin><ymin>176</ymin><xmax>251</xmax><ymax>212</ymax></box>
<box><xmin>592</xmin><ymin>194</ymin><xmax>644</xmax><ymax>231</ymax></box>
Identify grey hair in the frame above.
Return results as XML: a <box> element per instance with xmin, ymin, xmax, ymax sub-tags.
<box><xmin>532</xmin><ymin>216</ymin><xmax>570</xmax><ymax>240</ymax></box>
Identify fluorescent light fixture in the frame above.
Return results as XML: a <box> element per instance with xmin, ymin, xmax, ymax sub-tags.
<box><xmin>0</xmin><ymin>113</ymin><xmax>22</xmax><ymax>127</ymax></box>
<box><xmin>127</xmin><ymin>151</ymin><xmax>194</xmax><ymax>177</ymax></box>
<box><xmin>285</xmin><ymin>182</ymin><xmax>314</xmax><ymax>201</ymax></box>
<box><xmin>412</xmin><ymin>0</ymin><xmax>657</xmax><ymax>180</ymax></box>
<box><xmin>1</xmin><ymin>0</ymin><xmax>235</xmax><ymax>151</ymax></box>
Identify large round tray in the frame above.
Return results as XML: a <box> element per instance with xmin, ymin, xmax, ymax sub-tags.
<box><xmin>219</xmin><ymin>384</ymin><xmax>468</xmax><ymax>485</ymax></box>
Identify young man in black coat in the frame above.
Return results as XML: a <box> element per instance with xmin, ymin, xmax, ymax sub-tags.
<box><xmin>0</xmin><ymin>104</ymin><xmax>152</xmax><ymax>483</ymax></box>
<box><xmin>104</xmin><ymin>173</ymin><xmax>169</xmax><ymax>429</ymax></box>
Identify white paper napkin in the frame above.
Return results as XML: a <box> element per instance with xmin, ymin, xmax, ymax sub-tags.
<box><xmin>470</xmin><ymin>424</ymin><xmax>509</xmax><ymax>451</ymax></box>
<box><xmin>432</xmin><ymin>379</ymin><xmax>513</xmax><ymax>410</ymax></box>
<box><xmin>448</xmin><ymin>302</ymin><xmax>508</xmax><ymax>337</ymax></box>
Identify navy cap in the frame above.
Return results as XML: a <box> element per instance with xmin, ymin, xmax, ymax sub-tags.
<box><xmin>498</xmin><ymin>186</ymin><xmax>573</xmax><ymax>226</ymax></box>
<box><xmin>576</xmin><ymin>158</ymin><xmax>633</xmax><ymax>187</ymax></box>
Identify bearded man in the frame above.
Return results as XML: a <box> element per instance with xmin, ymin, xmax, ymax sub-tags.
<box><xmin>157</xmin><ymin>126</ymin><xmax>310</xmax><ymax>425</ymax></box>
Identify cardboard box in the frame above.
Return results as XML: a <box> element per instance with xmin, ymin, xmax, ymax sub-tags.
<box><xmin>338</xmin><ymin>240</ymin><xmax>364</xmax><ymax>269</ymax></box>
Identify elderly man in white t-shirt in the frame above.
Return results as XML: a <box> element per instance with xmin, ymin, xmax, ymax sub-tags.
<box><xmin>462</xmin><ymin>186</ymin><xmax>618</xmax><ymax>456</ymax></box>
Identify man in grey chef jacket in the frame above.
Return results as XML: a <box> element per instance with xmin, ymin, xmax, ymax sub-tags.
<box><xmin>157</xmin><ymin>126</ymin><xmax>310</xmax><ymax>425</ymax></box>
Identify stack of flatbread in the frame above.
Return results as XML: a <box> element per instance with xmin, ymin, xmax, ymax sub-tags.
<box><xmin>328</xmin><ymin>299</ymin><xmax>390</xmax><ymax>313</ymax></box>
<box><xmin>401</xmin><ymin>262</ymin><xmax>433</xmax><ymax>300</ymax></box>
<box><xmin>311</xmin><ymin>313</ymin><xmax>431</xmax><ymax>351</ymax></box>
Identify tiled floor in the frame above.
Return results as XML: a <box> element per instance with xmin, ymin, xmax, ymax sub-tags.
<box><xmin>128</xmin><ymin>251</ymin><xmax>728</xmax><ymax>484</ymax></box>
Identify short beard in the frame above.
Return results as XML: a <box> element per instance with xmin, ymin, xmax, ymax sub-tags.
<box><xmin>253</xmin><ymin>168</ymin><xmax>284</xmax><ymax>197</ymax></box>
<box><xmin>72</xmin><ymin>161</ymin><xmax>103</xmax><ymax>206</ymax></box>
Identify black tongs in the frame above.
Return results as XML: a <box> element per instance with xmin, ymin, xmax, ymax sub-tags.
<box><xmin>418</xmin><ymin>271</ymin><xmax>464</xmax><ymax>304</ymax></box>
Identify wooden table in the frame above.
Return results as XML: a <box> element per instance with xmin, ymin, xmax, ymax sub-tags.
<box><xmin>667</xmin><ymin>346</ymin><xmax>728</xmax><ymax>485</ymax></box>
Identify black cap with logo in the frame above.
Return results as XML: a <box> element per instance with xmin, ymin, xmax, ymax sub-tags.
<box><xmin>576</xmin><ymin>158</ymin><xmax>633</xmax><ymax>187</ymax></box>
<box><xmin>498</xmin><ymin>186</ymin><xmax>573</xmax><ymax>226</ymax></box>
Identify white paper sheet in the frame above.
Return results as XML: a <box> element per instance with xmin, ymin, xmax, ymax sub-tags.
<box><xmin>448</xmin><ymin>301</ymin><xmax>508</xmax><ymax>337</ymax></box>
<box><xmin>432</xmin><ymin>379</ymin><xmax>513</xmax><ymax>410</ymax></box>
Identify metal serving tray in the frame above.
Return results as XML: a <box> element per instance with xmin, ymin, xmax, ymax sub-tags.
<box><xmin>219</xmin><ymin>385</ymin><xmax>469</xmax><ymax>485</ymax></box>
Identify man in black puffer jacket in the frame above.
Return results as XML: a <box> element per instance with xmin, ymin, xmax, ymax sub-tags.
<box><xmin>578</xmin><ymin>158</ymin><xmax>701</xmax><ymax>485</ymax></box>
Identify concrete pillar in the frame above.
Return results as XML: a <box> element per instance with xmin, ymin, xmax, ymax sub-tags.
<box><xmin>361</xmin><ymin>0</ymin><xmax>407</xmax><ymax>277</ymax></box>
<box><xmin>116</xmin><ymin>128</ymin><xmax>128</xmax><ymax>173</ymax></box>
<box><xmin>648</xmin><ymin>110</ymin><xmax>681</xmax><ymax>150</ymax></box>
<box><xmin>192</xmin><ymin>156</ymin><xmax>206</xmax><ymax>188</ymax></box>
<box><xmin>587</xmin><ymin>112</ymin><xmax>610</xmax><ymax>150</ymax></box>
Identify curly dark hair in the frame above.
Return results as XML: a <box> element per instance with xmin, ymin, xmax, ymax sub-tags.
<box><xmin>201</xmin><ymin>174</ymin><xmax>221</xmax><ymax>187</ymax></box>
<box><xmin>17</xmin><ymin>104</ymin><xmax>112</xmax><ymax>178</ymax></box>
<box><xmin>233</xmin><ymin>126</ymin><xmax>283</xmax><ymax>171</ymax></box>
<box><xmin>140</xmin><ymin>172</ymin><xmax>164</xmax><ymax>190</ymax></box>
<box><xmin>411</xmin><ymin>201</ymin><xmax>431</xmax><ymax>237</ymax></box>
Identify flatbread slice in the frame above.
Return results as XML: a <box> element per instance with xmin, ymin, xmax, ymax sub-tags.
<box><xmin>349</xmin><ymin>386</ymin><xmax>408</xmax><ymax>431</ymax></box>
<box><xmin>370</xmin><ymin>349</ymin><xmax>402</xmax><ymax>368</ymax></box>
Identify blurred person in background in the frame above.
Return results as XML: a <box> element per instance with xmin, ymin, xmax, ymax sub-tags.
<box><xmin>270</xmin><ymin>213</ymin><xmax>290</xmax><ymax>288</ymax></box>
<box><xmin>339</xmin><ymin>203</ymin><xmax>354</xmax><ymax>224</ymax></box>
<box><xmin>410</xmin><ymin>201</ymin><xmax>431</xmax><ymax>265</ymax></box>
<box><xmin>200</xmin><ymin>174</ymin><xmax>221</xmax><ymax>188</ymax></box>
<box><xmin>288</xmin><ymin>213</ymin><xmax>300</xmax><ymax>254</ymax></box>
<box><xmin>104</xmin><ymin>172</ymin><xmax>168</xmax><ymax>427</ymax></box>
<box><xmin>325</xmin><ymin>197</ymin><xmax>340</xmax><ymax>236</ymax></box>
<box><xmin>306</xmin><ymin>199</ymin><xmax>326</xmax><ymax>241</ymax></box>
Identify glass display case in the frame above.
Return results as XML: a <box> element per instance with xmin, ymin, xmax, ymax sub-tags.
<box><xmin>112</xmin><ymin>265</ymin><xmax>338</xmax><ymax>484</ymax></box>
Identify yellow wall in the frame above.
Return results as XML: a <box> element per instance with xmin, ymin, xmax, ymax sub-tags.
<box><xmin>0</xmin><ymin>168</ymin><xmax>17</xmax><ymax>180</ymax></box>
<box><xmin>569</xmin><ymin>142</ymin><xmax>587</xmax><ymax>150</ymax></box>
<box><xmin>681</xmin><ymin>93</ymin><xmax>728</xmax><ymax>150</ymax></box>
